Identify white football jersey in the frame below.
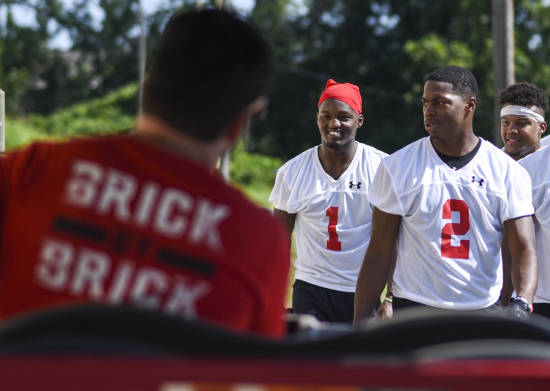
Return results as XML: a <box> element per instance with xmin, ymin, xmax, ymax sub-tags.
<box><xmin>369</xmin><ymin>137</ymin><xmax>533</xmax><ymax>309</ymax></box>
<box><xmin>269</xmin><ymin>142</ymin><xmax>387</xmax><ymax>292</ymax></box>
<box><xmin>541</xmin><ymin>135</ymin><xmax>550</xmax><ymax>149</ymax></box>
<box><xmin>520</xmin><ymin>147</ymin><xmax>550</xmax><ymax>303</ymax></box>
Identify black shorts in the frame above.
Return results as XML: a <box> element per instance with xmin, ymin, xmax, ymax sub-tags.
<box><xmin>292</xmin><ymin>279</ymin><xmax>354</xmax><ymax>323</ymax></box>
<box><xmin>392</xmin><ymin>296</ymin><xmax>426</xmax><ymax>310</ymax></box>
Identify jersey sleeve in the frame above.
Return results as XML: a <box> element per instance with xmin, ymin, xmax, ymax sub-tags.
<box><xmin>367</xmin><ymin>161</ymin><xmax>405</xmax><ymax>216</ymax></box>
<box><xmin>504</xmin><ymin>163</ymin><xmax>534</xmax><ymax>221</ymax></box>
<box><xmin>269</xmin><ymin>166</ymin><xmax>293</xmax><ymax>212</ymax></box>
<box><xmin>520</xmin><ymin>152</ymin><xmax>547</xmax><ymax>211</ymax></box>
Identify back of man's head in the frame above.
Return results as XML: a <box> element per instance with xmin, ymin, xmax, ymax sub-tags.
<box><xmin>425</xmin><ymin>65</ymin><xmax>479</xmax><ymax>100</ymax></box>
<box><xmin>499</xmin><ymin>82</ymin><xmax>549</xmax><ymax>113</ymax></box>
<box><xmin>142</xmin><ymin>8</ymin><xmax>273</xmax><ymax>141</ymax></box>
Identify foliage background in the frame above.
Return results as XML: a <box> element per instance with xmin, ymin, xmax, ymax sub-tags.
<box><xmin>3</xmin><ymin>0</ymin><xmax>550</xmax><ymax>194</ymax></box>
<box><xmin>5</xmin><ymin>0</ymin><xmax>548</xmax><ymax>307</ymax></box>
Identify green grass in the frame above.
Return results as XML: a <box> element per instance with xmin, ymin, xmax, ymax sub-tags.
<box><xmin>236</xmin><ymin>183</ymin><xmax>273</xmax><ymax>209</ymax></box>
<box><xmin>5</xmin><ymin>84</ymin><xmax>137</xmax><ymax>152</ymax></box>
<box><xmin>6</xmin><ymin>117</ymin><xmax>52</xmax><ymax>150</ymax></box>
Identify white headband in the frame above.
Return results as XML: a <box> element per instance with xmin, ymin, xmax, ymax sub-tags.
<box><xmin>500</xmin><ymin>105</ymin><xmax>545</xmax><ymax>123</ymax></box>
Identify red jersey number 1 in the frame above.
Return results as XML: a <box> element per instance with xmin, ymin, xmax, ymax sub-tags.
<box><xmin>440</xmin><ymin>199</ymin><xmax>470</xmax><ymax>259</ymax></box>
<box><xmin>326</xmin><ymin>207</ymin><xmax>342</xmax><ymax>251</ymax></box>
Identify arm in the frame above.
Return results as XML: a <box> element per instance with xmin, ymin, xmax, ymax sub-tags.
<box><xmin>503</xmin><ymin>215</ymin><xmax>538</xmax><ymax>304</ymax></box>
<box><xmin>376</xmin><ymin>253</ymin><xmax>396</xmax><ymax>319</ymax></box>
<box><xmin>273</xmin><ymin>208</ymin><xmax>296</xmax><ymax>248</ymax></box>
<box><xmin>500</xmin><ymin>241</ymin><xmax>513</xmax><ymax>305</ymax></box>
<box><xmin>354</xmin><ymin>207</ymin><xmax>401</xmax><ymax>327</ymax></box>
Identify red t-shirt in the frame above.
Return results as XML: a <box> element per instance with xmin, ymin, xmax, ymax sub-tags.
<box><xmin>0</xmin><ymin>134</ymin><xmax>290</xmax><ymax>337</ymax></box>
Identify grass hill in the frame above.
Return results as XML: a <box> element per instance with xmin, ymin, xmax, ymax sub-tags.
<box><xmin>6</xmin><ymin>83</ymin><xmax>281</xmax><ymax>208</ymax></box>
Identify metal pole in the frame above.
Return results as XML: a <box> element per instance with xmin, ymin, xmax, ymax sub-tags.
<box><xmin>492</xmin><ymin>0</ymin><xmax>515</xmax><ymax>146</ymax></box>
<box><xmin>138</xmin><ymin>0</ymin><xmax>147</xmax><ymax>114</ymax></box>
<box><xmin>217</xmin><ymin>0</ymin><xmax>232</xmax><ymax>181</ymax></box>
<box><xmin>215</xmin><ymin>0</ymin><xmax>231</xmax><ymax>10</ymax></box>
<box><xmin>0</xmin><ymin>89</ymin><xmax>5</xmax><ymax>153</ymax></box>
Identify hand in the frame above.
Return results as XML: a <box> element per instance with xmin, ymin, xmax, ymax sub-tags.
<box><xmin>376</xmin><ymin>300</ymin><xmax>393</xmax><ymax>320</ymax></box>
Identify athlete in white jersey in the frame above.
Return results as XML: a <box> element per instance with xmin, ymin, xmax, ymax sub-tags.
<box><xmin>370</xmin><ymin>137</ymin><xmax>531</xmax><ymax>308</ymax></box>
<box><xmin>354</xmin><ymin>66</ymin><xmax>538</xmax><ymax>326</ymax></box>
<box><xmin>520</xmin><ymin>146</ymin><xmax>550</xmax><ymax>317</ymax></box>
<box><xmin>500</xmin><ymin>82</ymin><xmax>548</xmax><ymax>161</ymax></box>
<box><xmin>270</xmin><ymin>79</ymin><xmax>387</xmax><ymax>323</ymax></box>
<box><xmin>497</xmin><ymin>82</ymin><xmax>548</xmax><ymax>304</ymax></box>
<box><xmin>541</xmin><ymin>135</ymin><xmax>550</xmax><ymax>149</ymax></box>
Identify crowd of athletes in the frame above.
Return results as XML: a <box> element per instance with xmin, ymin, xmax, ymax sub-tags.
<box><xmin>0</xmin><ymin>7</ymin><xmax>548</xmax><ymax>339</ymax></box>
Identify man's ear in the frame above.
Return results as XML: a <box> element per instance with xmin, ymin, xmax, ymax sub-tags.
<box><xmin>225</xmin><ymin>110</ymin><xmax>248</xmax><ymax>146</ymax></box>
<box><xmin>540</xmin><ymin>121</ymin><xmax>547</xmax><ymax>136</ymax></box>
<box><xmin>225</xmin><ymin>97</ymin><xmax>268</xmax><ymax>146</ymax></box>
<box><xmin>465</xmin><ymin>97</ymin><xmax>477</xmax><ymax>113</ymax></box>
<box><xmin>357</xmin><ymin>114</ymin><xmax>364</xmax><ymax>128</ymax></box>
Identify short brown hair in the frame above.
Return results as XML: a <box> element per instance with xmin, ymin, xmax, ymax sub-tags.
<box><xmin>142</xmin><ymin>9</ymin><xmax>273</xmax><ymax>141</ymax></box>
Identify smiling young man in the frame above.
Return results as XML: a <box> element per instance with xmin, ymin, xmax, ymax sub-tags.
<box><xmin>498</xmin><ymin>83</ymin><xmax>548</xmax><ymax>306</ymax></box>
<box><xmin>500</xmin><ymin>82</ymin><xmax>548</xmax><ymax>160</ymax></box>
<box><xmin>520</xmin><ymin>134</ymin><xmax>550</xmax><ymax>318</ymax></box>
<box><xmin>502</xmin><ymin>84</ymin><xmax>550</xmax><ymax>318</ymax></box>
<box><xmin>353</xmin><ymin>66</ymin><xmax>538</xmax><ymax>326</ymax></box>
<box><xmin>269</xmin><ymin>79</ymin><xmax>387</xmax><ymax>323</ymax></box>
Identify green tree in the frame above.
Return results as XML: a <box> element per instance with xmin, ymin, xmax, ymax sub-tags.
<box><xmin>0</xmin><ymin>1</ymin><xmax>54</xmax><ymax>113</ymax></box>
<box><xmin>6</xmin><ymin>0</ymin><xmax>550</xmax><ymax>160</ymax></box>
<box><xmin>246</xmin><ymin>0</ymin><xmax>505</xmax><ymax>158</ymax></box>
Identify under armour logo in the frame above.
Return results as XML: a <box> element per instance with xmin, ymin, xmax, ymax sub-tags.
<box><xmin>471</xmin><ymin>176</ymin><xmax>485</xmax><ymax>187</ymax></box>
<box><xmin>349</xmin><ymin>181</ymin><xmax>362</xmax><ymax>189</ymax></box>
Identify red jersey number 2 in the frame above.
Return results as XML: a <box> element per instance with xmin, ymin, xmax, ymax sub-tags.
<box><xmin>326</xmin><ymin>207</ymin><xmax>342</xmax><ymax>251</ymax></box>
<box><xmin>441</xmin><ymin>199</ymin><xmax>470</xmax><ymax>259</ymax></box>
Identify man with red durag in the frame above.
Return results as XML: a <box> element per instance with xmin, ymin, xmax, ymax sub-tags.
<box><xmin>269</xmin><ymin>79</ymin><xmax>388</xmax><ymax>323</ymax></box>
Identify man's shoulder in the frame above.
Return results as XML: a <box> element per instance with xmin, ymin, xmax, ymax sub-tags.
<box><xmin>357</xmin><ymin>142</ymin><xmax>388</xmax><ymax>160</ymax></box>
<box><xmin>521</xmin><ymin>143</ymin><xmax>550</xmax><ymax>166</ymax></box>
<box><xmin>3</xmin><ymin>133</ymin><xmax>143</xmax><ymax>174</ymax></box>
<box><xmin>520</xmin><ymin>145</ymin><xmax>550</xmax><ymax>179</ymax></box>
<box><xmin>473</xmin><ymin>140</ymin><xmax>533</xmax><ymax>195</ymax></box>
<box><xmin>478</xmin><ymin>138</ymin><xmax>525</xmax><ymax>172</ymax></box>
<box><xmin>479</xmin><ymin>138</ymin><xmax>509</xmax><ymax>157</ymax></box>
<box><xmin>9</xmin><ymin>133</ymin><xmax>128</xmax><ymax>160</ymax></box>
<box><xmin>378</xmin><ymin>138</ymin><xmax>427</xmax><ymax>170</ymax></box>
<box><xmin>277</xmin><ymin>146</ymin><xmax>317</xmax><ymax>175</ymax></box>
<box><xmin>285</xmin><ymin>146</ymin><xmax>317</xmax><ymax>164</ymax></box>
<box><xmin>1</xmin><ymin>138</ymin><xmax>62</xmax><ymax>177</ymax></box>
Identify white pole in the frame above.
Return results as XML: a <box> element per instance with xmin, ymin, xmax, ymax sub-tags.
<box><xmin>0</xmin><ymin>89</ymin><xmax>5</xmax><ymax>153</ymax></box>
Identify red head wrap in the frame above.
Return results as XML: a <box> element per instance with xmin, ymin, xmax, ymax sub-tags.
<box><xmin>318</xmin><ymin>79</ymin><xmax>362</xmax><ymax>115</ymax></box>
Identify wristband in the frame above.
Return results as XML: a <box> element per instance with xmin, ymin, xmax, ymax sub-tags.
<box><xmin>384</xmin><ymin>292</ymin><xmax>393</xmax><ymax>303</ymax></box>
